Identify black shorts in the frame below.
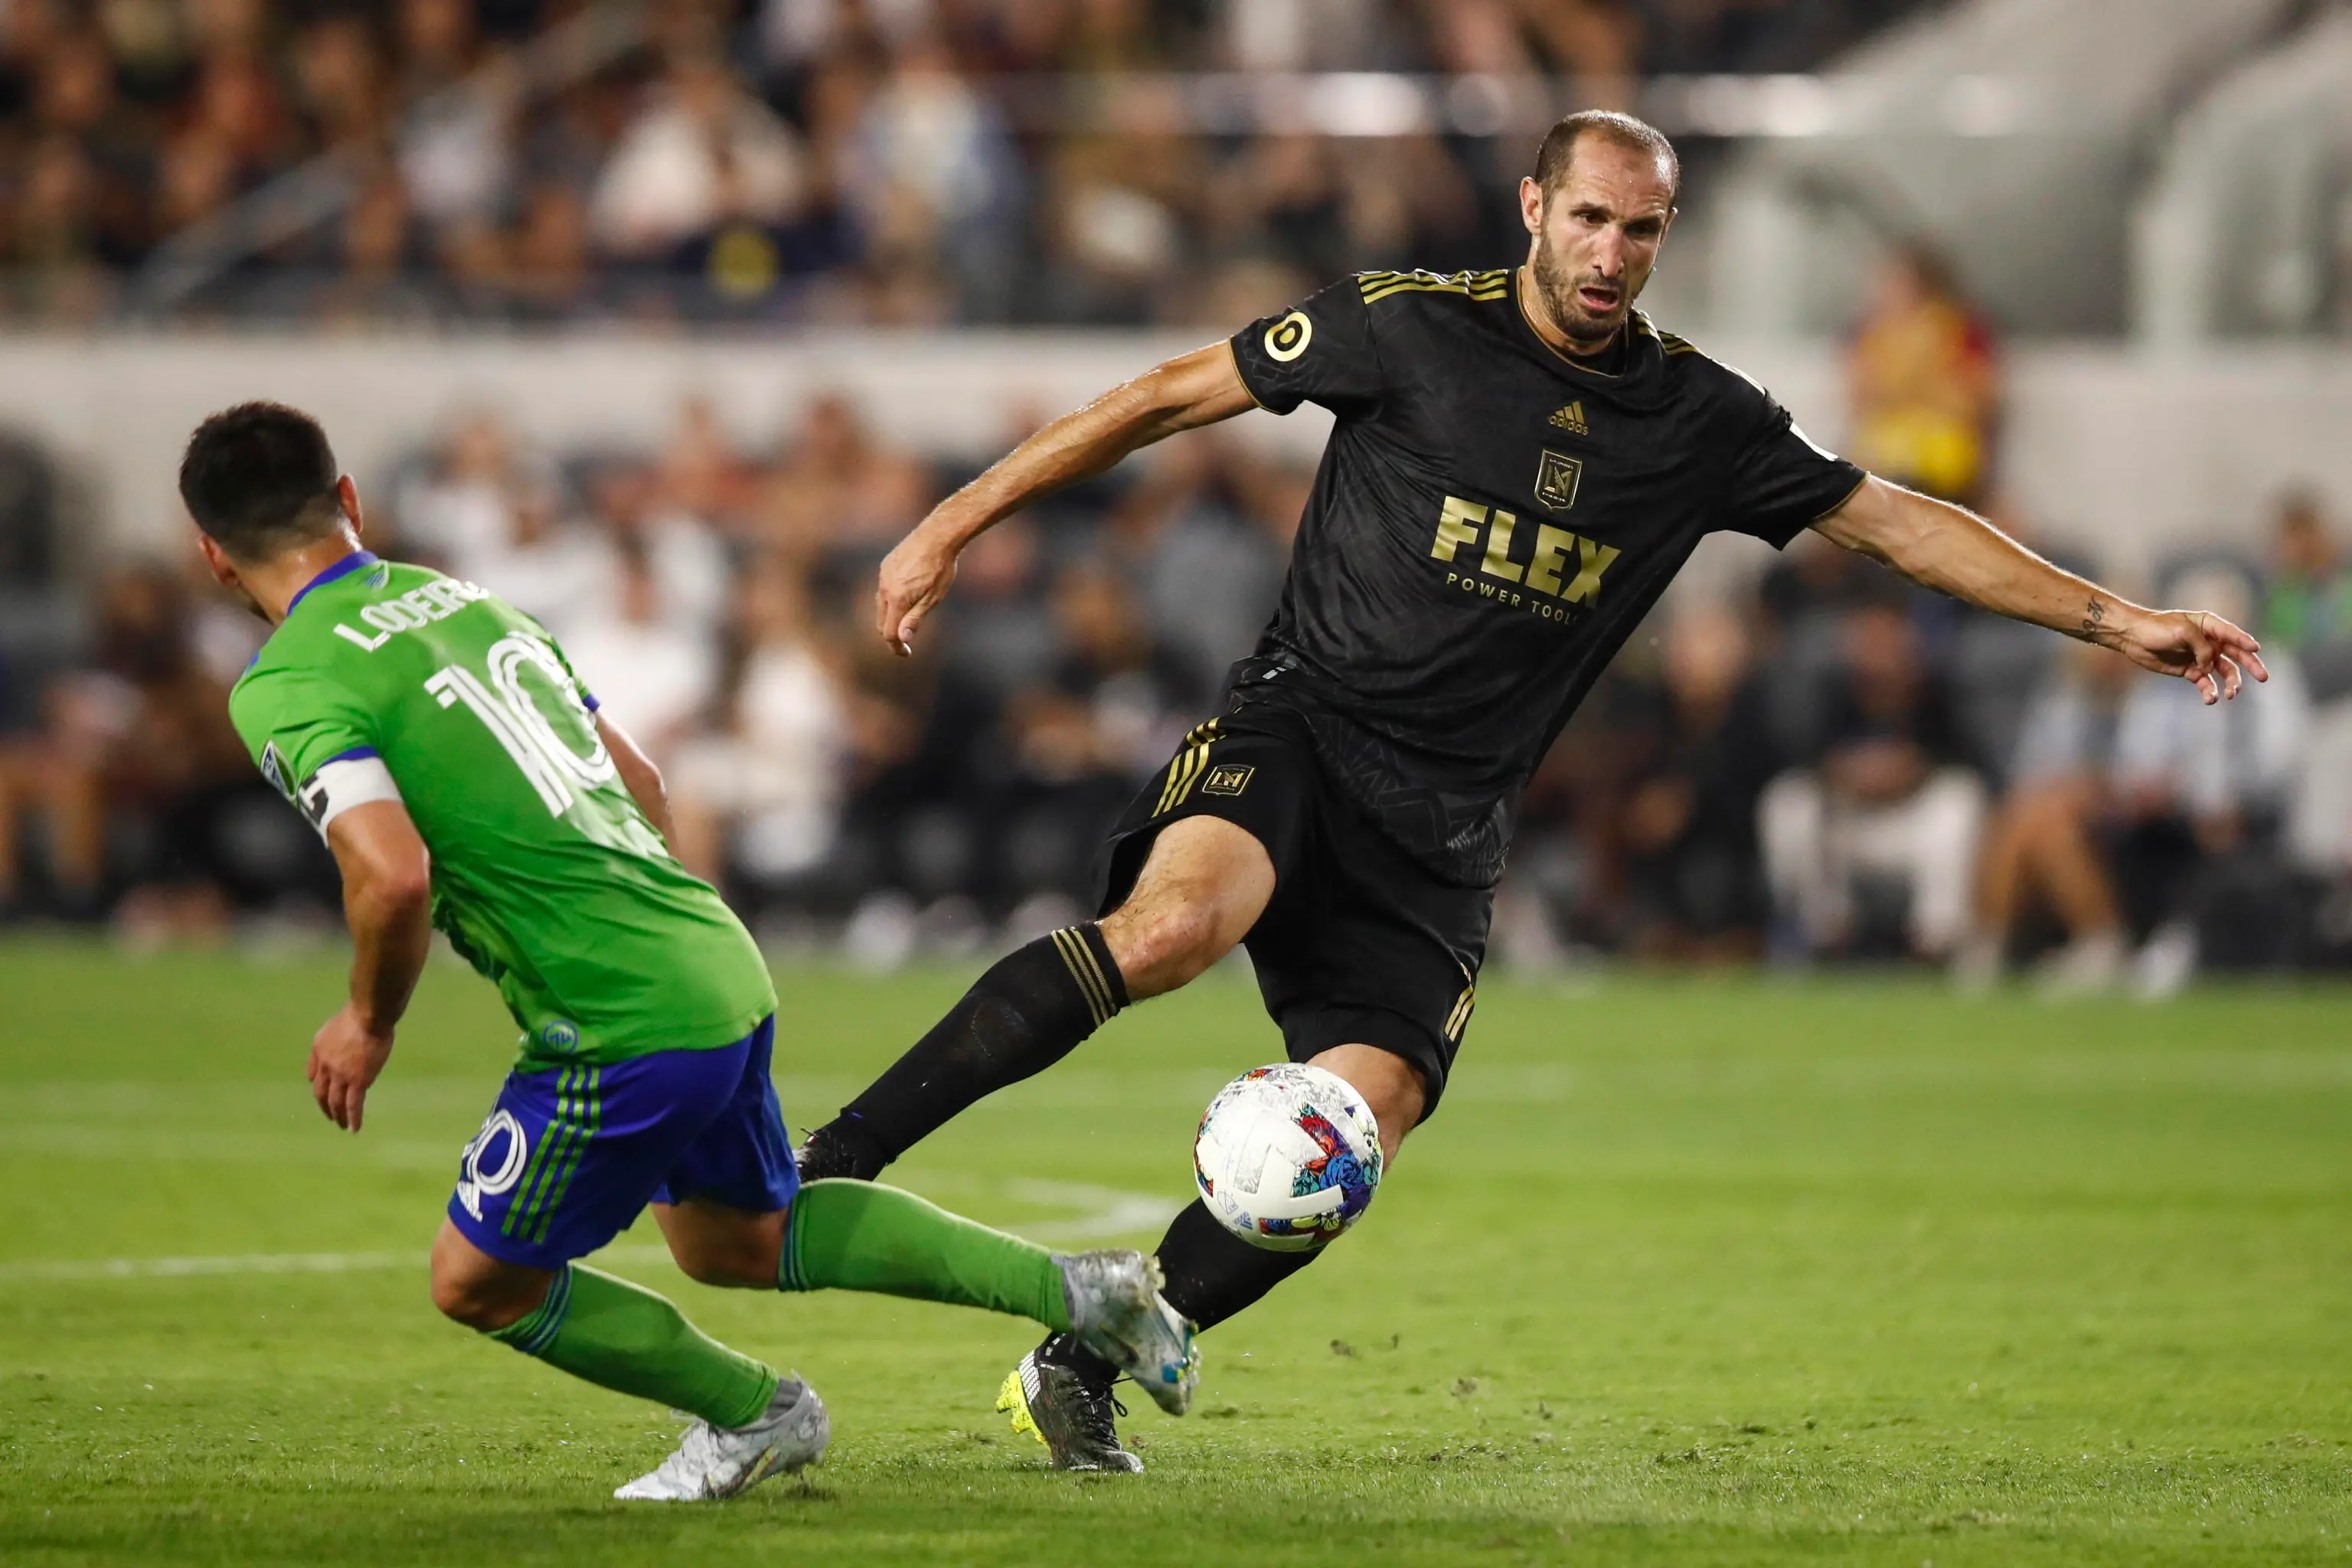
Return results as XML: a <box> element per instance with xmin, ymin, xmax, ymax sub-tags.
<box><xmin>1097</xmin><ymin>701</ymin><xmax>1492</xmax><ymax>1117</ymax></box>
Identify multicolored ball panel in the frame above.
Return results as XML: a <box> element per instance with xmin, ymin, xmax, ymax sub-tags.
<box><xmin>1193</xmin><ymin>1063</ymin><xmax>1386</xmax><ymax>1252</ymax></box>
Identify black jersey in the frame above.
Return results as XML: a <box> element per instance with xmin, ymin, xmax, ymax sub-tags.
<box><xmin>1226</xmin><ymin>267</ymin><xmax>1867</xmax><ymax>887</ymax></box>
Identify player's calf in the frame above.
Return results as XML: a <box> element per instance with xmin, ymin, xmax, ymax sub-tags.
<box><xmin>798</xmin><ymin>816</ymin><xmax>1276</xmax><ymax>1181</ymax></box>
<box><xmin>796</xmin><ymin>921</ymin><xmax>1132</xmax><ymax>1180</ymax></box>
<box><xmin>443</xmin><ymin>1227</ymin><xmax>822</xmax><ymax>1505</ymax></box>
<box><xmin>437</xmin><ymin>1223</ymin><xmax>789</xmax><ymax>1486</ymax></box>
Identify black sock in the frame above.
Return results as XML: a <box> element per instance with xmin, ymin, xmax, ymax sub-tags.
<box><xmin>1154</xmin><ymin>1199</ymin><xmax>1321</xmax><ymax>1331</ymax></box>
<box><xmin>1036</xmin><ymin>1330</ymin><xmax>1116</xmax><ymax>1384</ymax></box>
<box><xmin>799</xmin><ymin>925</ymin><xmax>1127</xmax><ymax>1180</ymax></box>
<box><xmin>1043</xmin><ymin>1200</ymin><xmax>1323</xmax><ymax>1387</ymax></box>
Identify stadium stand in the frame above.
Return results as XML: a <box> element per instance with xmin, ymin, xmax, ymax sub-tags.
<box><xmin>2134</xmin><ymin>5</ymin><xmax>2352</xmax><ymax>344</ymax></box>
<box><xmin>1700</xmin><ymin>0</ymin><xmax>2307</xmax><ymax>336</ymax></box>
<box><xmin>2</xmin><ymin>0</ymin><xmax>1938</xmax><ymax>327</ymax></box>
<box><xmin>6</xmin><ymin>0</ymin><xmax>2351</xmax><ymax>992</ymax></box>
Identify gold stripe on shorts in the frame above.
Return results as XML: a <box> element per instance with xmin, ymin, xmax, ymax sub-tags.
<box><xmin>1443</xmin><ymin>983</ymin><xmax>1476</xmax><ymax>1043</ymax></box>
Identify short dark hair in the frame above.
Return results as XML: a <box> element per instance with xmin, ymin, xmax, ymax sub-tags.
<box><xmin>1534</xmin><ymin>110</ymin><xmax>1680</xmax><ymax>204</ymax></box>
<box><xmin>178</xmin><ymin>401</ymin><xmax>343</xmax><ymax>560</ymax></box>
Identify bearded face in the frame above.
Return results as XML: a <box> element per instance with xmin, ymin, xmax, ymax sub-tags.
<box><xmin>1519</xmin><ymin>139</ymin><xmax>1675</xmax><ymax>351</ymax></box>
<box><xmin>1530</xmin><ymin>230</ymin><xmax>1632</xmax><ymax>346</ymax></box>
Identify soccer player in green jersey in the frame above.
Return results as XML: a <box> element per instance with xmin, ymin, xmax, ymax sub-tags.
<box><xmin>180</xmin><ymin>402</ymin><xmax>1197</xmax><ymax>1501</ymax></box>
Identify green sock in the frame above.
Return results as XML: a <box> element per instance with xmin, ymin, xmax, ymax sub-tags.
<box><xmin>487</xmin><ymin>1263</ymin><xmax>778</xmax><ymax>1429</ymax></box>
<box><xmin>779</xmin><ymin>1179</ymin><xmax>1072</xmax><ymax>1331</ymax></box>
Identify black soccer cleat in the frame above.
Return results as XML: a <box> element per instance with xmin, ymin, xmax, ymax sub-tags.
<box><xmin>996</xmin><ymin>1339</ymin><xmax>1142</xmax><ymax>1472</ymax></box>
<box><xmin>792</xmin><ymin>1119</ymin><xmax>889</xmax><ymax>1182</ymax></box>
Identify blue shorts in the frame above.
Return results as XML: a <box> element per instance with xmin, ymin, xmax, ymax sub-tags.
<box><xmin>446</xmin><ymin>1016</ymin><xmax>797</xmax><ymax>1271</ymax></box>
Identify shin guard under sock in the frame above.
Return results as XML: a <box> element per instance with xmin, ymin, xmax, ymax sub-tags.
<box><xmin>778</xmin><ymin>1178</ymin><xmax>1073</xmax><ymax>1331</ymax></box>
<box><xmin>804</xmin><ymin>925</ymin><xmax>1127</xmax><ymax>1177</ymax></box>
<box><xmin>486</xmin><ymin>1263</ymin><xmax>779</xmax><ymax>1429</ymax></box>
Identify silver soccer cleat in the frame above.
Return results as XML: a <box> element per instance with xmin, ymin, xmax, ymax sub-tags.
<box><xmin>1056</xmin><ymin>1249</ymin><xmax>1199</xmax><ymax>1417</ymax></box>
<box><xmin>612</xmin><ymin>1375</ymin><xmax>829</xmax><ymax>1501</ymax></box>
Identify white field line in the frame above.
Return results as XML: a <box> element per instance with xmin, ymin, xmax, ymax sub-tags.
<box><xmin>0</xmin><ymin>1244</ymin><xmax>668</xmax><ymax>1284</ymax></box>
<box><xmin>0</xmin><ymin>1249</ymin><xmax>420</xmax><ymax>1282</ymax></box>
<box><xmin>1002</xmin><ymin>1180</ymin><xmax>1184</xmax><ymax>1243</ymax></box>
<box><xmin>0</xmin><ymin>1183</ymin><xmax>1182</xmax><ymax>1283</ymax></box>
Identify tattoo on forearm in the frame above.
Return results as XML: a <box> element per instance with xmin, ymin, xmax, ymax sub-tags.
<box><xmin>2080</xmin><ymin>598</ymin><xmax>2106</xmax><ymax>639</ymax></box>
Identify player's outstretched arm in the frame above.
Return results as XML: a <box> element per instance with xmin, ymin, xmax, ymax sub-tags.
<box><xmin>876</xmin><ymin>341</ymin><xmax>1258</xmax><ymax>655</ymax></box>
<box><xmin>596</xmin><ymin>710</ymin><xmax>677</xmax><ymax>849</ymax></box>
<box><xmin>1816</xmin><ymin>475</ymin><xmax>2269</xmax><ymax>705</ymax></box>
<box><xmin>313</xmin><ymin>800</ymin><xmax>433</xmax><ymax>1132</ymax></box>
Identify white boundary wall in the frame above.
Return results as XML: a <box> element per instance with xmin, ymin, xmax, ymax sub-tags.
<box><xmin>1</xmin><ymin>333</ymin><xmax>2347</xmax><ymax>590</ymax></box>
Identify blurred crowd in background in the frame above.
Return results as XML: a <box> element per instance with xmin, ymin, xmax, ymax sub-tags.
<box><xmin>3</xmin><ymin>241</ymin><xmax>2351</xmax><ymax>994</ymax></box>
<box><xmin>0</xmin><ymin>0</ymin><xmax>1927</xmax><ymax>325</ymax></box>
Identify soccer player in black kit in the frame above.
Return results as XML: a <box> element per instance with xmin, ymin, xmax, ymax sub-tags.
<box><xmin>799</xmin><ymin>111</ymin><xmax>2267</xmax><ymax>1469</ymax></box>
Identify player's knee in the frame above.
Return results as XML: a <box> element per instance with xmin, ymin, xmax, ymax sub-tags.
<box><xmin>430</xmin><ymin>1259</ymin><xmax>546</xmax><ymax>1331</ymax></box>
<box><xmin>1105</xmin><ymin>898</ymin><xmax>1233</xmax><ymax>994</ymax></box>
<box><xmin>430</xmin><ymin>1271</ymin><xmax>503</xmax><ymax>1330</ymax></box>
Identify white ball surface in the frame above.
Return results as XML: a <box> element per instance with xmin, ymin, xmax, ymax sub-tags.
<box><xmin>1192</xmin><ymin>1063</ymin><xmax>1385</xmax><ymax>1253</ymax></box>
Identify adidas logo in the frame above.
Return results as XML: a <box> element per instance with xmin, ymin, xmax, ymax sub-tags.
<box><xmin>1547</xmin><ymin>401</ymin><xmax>1588</xmax><ymax>436</ymax></box>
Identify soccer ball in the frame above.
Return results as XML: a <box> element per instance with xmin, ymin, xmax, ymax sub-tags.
<box><xmin>1193</xmin><ymin>1063</ymin><xmax>1384</xmax><ymax>1252</ymax></box>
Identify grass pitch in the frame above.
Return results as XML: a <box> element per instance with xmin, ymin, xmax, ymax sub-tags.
<box><xmin>1</xmin><ymin>941</ymin><xmax>2347</xmax><ymax>1565</ymax></box>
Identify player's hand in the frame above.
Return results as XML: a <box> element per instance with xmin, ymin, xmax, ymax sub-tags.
<box><xmin>874</xmin><ymin>524</ymin><xmax>959</xmax><ymax>657</ymax></box>
<box><xmin>308</xmin><ymin>1004</ymin><xmax>395</xmax><ymax>1133</ymax></box>
<box><xmin>2115</xmin><ymin>608</ymin><xmax>2269</xmax><ymax>705</ymax></box>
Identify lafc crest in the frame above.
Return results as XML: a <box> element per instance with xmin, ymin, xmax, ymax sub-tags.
<box><xmin>1535</xmin><ymin>449</ymin><xmax>1583</xmax><ymax>513</ymax></box>
<box><xmin>1201</xmin><ymin>763</ymin><xmax>1254</xmax><ymax>797</ymax></box>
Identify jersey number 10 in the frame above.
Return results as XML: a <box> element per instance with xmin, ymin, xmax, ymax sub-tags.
<box><xmin>424</xmin><ymin>633</ymin><xmax>619</xmax><ymax>818</ymax></box>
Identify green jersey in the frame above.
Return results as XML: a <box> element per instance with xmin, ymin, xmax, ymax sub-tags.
<box><xmin>230</xmin><ymin>551</ymin><xmax>775</xmax><ymax>1070</ymax></box>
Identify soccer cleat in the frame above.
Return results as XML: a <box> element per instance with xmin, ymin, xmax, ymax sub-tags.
<box><xmin>612</xmin><ymin>1376</ymin><xmax>829</xmax><ymax>1501</ymax></box>
<box><xmin>1055</xmin><ymin>1249</ymin><xmax>1199</xmax><ymax>1416</ymax></box>
<box><xmin>792</xmin><ymin>1119</ymin><xmax>888</xmax><ymax>1182</ymax></box>
<box><xmin>998</xmin><ymin>1346</ymin><xmax>1142</xmax><ymax>1472</ymax></box>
